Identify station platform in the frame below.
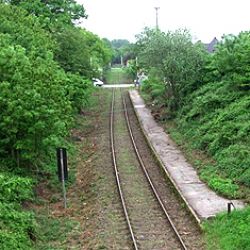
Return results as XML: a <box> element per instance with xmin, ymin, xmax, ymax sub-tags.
<box><xmin>129</xmin><ymin>90</ymin><xmax>245</xmax><ymax>222</ymax></box>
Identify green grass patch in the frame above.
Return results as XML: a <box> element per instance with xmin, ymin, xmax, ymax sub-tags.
<box><xmin>35</xmin><ymin>214</ymin><xmax>79</xmax><ymax>249</ymax></box>
<box><xmin>32</xmin><ymin>91</ymin><xmax>104</xmax><ymax>249</ymax></box>
<box><xmin>200</xmin><ymin>167</ymin><xmax>239</xmax><ymax>198</ymax></box>
<box><xmin>204</xmin><ymin>206</ymin><xmax>250</xmax><ymax>250</ymax></box>
<box><xmin>104</xmin><ymin>68</ymin><xmax>133</xmax><ymax>84</ymax></box>
<box><xmin>176</xmin><ymin>84</ymin><xmax>250</xmax><ymax>189</ymax></box>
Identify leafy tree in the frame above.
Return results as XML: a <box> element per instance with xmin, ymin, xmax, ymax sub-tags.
<box><xmin>3</xmin><ymin>0</ymin><xmax>112</xmax><ymax>79</ymax></box>
<box><xmin>206</xmin><ymin>32</ymin><xmax>250</xmax><ymax>90</ymax></box>
<box><xmin>2</xmin><ymin>0</ymin><xmax>87</xmax><ymax>28</ymax></box>
<box><xmin>0</xmin><ymin>2</ymin><xmax>111</xmax><ymax>249</ymax></box>
<box><xmin>175</xmin><ymin>32</ymin><xmax>250</xmax><ymax>189</ymax></box>
<box><xmin>111</xmin><ymin>39</ymin><xmax>130</xmax><ymax>49</ymax></box>
<box><xmin>109</xmin><ymin>39</ymin><xmax>133</xmax><ymax>65</ymax></box>
<box><xmin>0</xmin><ymin>4</ymin><xmax>72</xmax><ymax>167</ymax></box>
<box><xmin>136</xmin><ymin>28</ymin><xmax>206</xmax><ymax>112</ymax></box>
<box><xmin>54</xmin><ymin>27</ymin><xmax>112</xmax><ymax>77</ymax></box>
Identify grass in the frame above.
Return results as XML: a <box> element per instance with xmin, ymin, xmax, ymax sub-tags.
<box><xmin>104</xmin><ymin>67</ymin><xmax>133</xmax><ymax>84</ymax></box>
<box><xmin>203</xmin><ymin>206</ymin><xmax>250</xmax><ymax>250</ymax></box>
<box><xmin>35</xmin><ymin>214</ymin><xmax>79</xmax><ymax>249</ymax></box>
<box><xmin>32</xmin><ymin>92</ymin><xmax>103</xmax><ymax>249</ymax></box>
<box><xmin>165</xmin><ymin>123</ymin><xmax>245</xmax><ymax>199</ymax></box>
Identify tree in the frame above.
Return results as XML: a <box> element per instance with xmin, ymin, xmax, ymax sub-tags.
<box><xmin>206</xmin><ymin>32</ymin><xmax>250</xmax><ymax>90</ymax></box>
<box><xmin>109</xmin><ymin>39</ymin><xmax>132</xmax><ymax>65</ymax></box>
<box><xmin>0</xmin><ymin>4</ymin><xmax>72</xmax><ymax>167</ymax></box>
<box><xmin>136</xmin><ymin>28</ymin><xmax>206</xmax><ymax>112</ymax></box>
<box><xmin>3</xmin><ymin>0</ymin><xmax>87</xmax><ymax>27</ymax></box>
<box><xmin>54</xmin><ymin>27</ymin><xmax>112</xmax><ymax>77</ymax></box>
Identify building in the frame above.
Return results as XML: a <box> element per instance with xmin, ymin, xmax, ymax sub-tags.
<box><xmin>204</xmin><ymin>37</ymin><xmax>219</xmax><ymax>53</ymax></box>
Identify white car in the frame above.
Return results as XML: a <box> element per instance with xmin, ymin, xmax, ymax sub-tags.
<box><xmin>93</xmin><ymin>78</ymin><xmax>104</xmax><ymax>87</ymax></box>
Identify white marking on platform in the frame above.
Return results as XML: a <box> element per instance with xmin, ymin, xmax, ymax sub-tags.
<box><xmin>134</xmin><ymin>104</ymin><xmax>145</xmax><ymax>108</ymax></box>
<box><xmin>102</xmin><ymin>84</ymin><xmax>134</xmax><ymax>88</ymax></box>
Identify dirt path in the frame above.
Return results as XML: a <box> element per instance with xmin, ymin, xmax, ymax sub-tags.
<box><xmin>72</xmin><ymin>89</ymin><xmax>131</xmax><ymax>249</ymax></box>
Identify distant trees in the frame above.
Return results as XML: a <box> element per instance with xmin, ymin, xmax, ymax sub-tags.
<box><xmin>54</xmin><ymin>27</ymin><xmax>112</xmax><ymax>77</ymax></box>
<box><xmin>107</xmin><ymin>39</ymin><xmax>135</xmax><ymax>65</ymax></box>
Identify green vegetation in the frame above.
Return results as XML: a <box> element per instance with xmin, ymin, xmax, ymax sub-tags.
<box><xmin>137</xmin><ymin>28</ymin><xmax>250</xmax><ymax>196</ymax></box>
<box><xmin>204</xmin><ymin>207</ymin><xmax>250</xmax><ymax>250</ymax></box>
<box><xmin>176</xmin><ymin>33</ymin><xmax>250</xmax><ymax>193</ymax></box>
<box><xmin>137</xmin><ymin>28</ymin><xmax>206</xmax><ymax>113</ymax></box>
<box><xmin>109</xmin><ymin>39</ymin><xmax>135</xmax><ymax>66</ymax></box>
<box><xmin>35</xmin><ymin>213</ymin><xmax>79</xmax><ymax>249</ymax></box>
<box><xmin>0</xmin><ymin>172</ymin><xmax>35</xmax><ymax>249</ymax></box>
<box><xmin>104</xmin><ymin>68</ymin><xmax>133</xmax><ymax>84</ymax></box>
<box><xmin>0</xmin><ymin>1</ymin><xmax>112</xmax><ymax>248</ymax></box>
<box><xmin>136</xmin><ymin>28</ymin><xmax>250</xmax><ymax>249</ymax></box>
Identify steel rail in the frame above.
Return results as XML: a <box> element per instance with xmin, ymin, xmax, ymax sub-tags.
<box><xmin>122</xmin><ymin>92</ymin><xmax>188</xmax><ymax>250</ymax></box>
<box><xmin>110</xmin><ymin>89</ymin><xmax>139</xmax><ymax>250</ymax></box>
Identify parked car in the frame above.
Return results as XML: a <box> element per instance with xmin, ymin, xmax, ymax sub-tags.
<box><xmin>93</xmin><ymin>78</ymin><xmax>104</xmax><ymax>87</ymax></box>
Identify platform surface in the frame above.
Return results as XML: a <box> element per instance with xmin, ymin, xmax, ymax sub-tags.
<box><xmin>129</xmin><ymin>90</ymin><xmax>245</xmax><ymax>221</ymax></box>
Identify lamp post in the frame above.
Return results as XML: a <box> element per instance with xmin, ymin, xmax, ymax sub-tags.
<box><xmin>154</xmin><ymin>6</ymin><xmax>160</xmax><ymax>29</ymax></box>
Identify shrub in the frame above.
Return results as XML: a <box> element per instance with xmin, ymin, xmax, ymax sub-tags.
<box><xmin>0</xmin><ymin>173</ymin><xmax>34</xmax><ymax>202</ymax></box>
<box><xmin>0</xmin><ymin>202</ymin><xmax>35</xmax><ymax>249</ymax></box>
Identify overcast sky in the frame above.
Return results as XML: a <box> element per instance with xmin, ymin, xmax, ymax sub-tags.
<box><xmin>77</xmin><ymin>0</ymin><xmax>250</xmax><ymax>43</ymax></box>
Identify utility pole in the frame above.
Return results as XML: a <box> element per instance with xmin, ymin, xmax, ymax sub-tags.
<box><xmin>154</xmin><ymin>6</ymin><xmax>160</xmax><ymax>29</ymax></box>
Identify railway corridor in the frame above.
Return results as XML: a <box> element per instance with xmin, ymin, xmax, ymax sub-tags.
<box><xmin>110</xmin><ymin>89</ymin><xmax>204</xmax><ymax>249</ymax></box>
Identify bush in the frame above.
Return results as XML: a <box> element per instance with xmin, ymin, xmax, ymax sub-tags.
<box><xmin>0</xmin><ymin>202</ymin><xmax>35</xmax><ymax>250</ymax></box>
<box><xmin>0</xmin><ymin>173</ymin><xmax>34</xmax><ymax>202</ymax></box>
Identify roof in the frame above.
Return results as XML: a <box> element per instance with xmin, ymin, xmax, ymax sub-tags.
<box><xmin>204</xmin><ymin>37</ymin><xmax>219</xmax><ymax>53</ymax></box>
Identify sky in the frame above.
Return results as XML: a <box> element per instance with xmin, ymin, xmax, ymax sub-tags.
<box><xmin>77</xmin><ymin>0</ymin><xmax>250</xmax><ymax>43</ymax></box>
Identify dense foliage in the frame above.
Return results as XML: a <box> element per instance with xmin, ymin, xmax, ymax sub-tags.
<box><xmin>136</xmin><ymin>28</ymin><xmax>206</xmax><ymax>112</ymax></box>
<box><xmin>107</xmin><ymin>39</ymin><xmax>135</xmax><ymax>66</ymax></box>
<box><xmin>54</xmin><ymin>27</ymin><xmax>112</xmax><ymax>77</ymax></box>
<box><xmin>0</xmin><ymin>5</ymin><xmax>72</xmax><ymax>169</ymax></box>
<box><xmin>2</xmin><ymin>0</ymin><xmax>87</xmax><ymax>27</ymax></box>
<box><xmin>0</xmin><ymin>172</ymin><xmax>35</xmax><ymax>249</ymax></box>
<box><xmin>177</xmin><ymin>33</ymin><xmax>250</xmax><ymax>189</ymax></box>
<box><xmin>0</xmin><ymin>1</ymin><xmax>112</xmax><ymax>248</ymax></box>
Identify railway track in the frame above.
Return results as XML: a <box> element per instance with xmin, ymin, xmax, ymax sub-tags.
<box><xmin>110</xmin><ymin>88</ymin><xmax>193</xmax><ymax>249</ymax></box>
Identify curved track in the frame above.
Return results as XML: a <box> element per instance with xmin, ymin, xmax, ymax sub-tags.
<box><xmin>110</xmin><ymin>88</ymin><xmax>189</xmax><ymax>249</ymax></box>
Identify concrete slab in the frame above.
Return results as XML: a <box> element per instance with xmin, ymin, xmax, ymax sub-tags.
<box><xmin>129</xmin><ymin>90</ymin><xmax>245</xmax><ymax>222</ymax></box>
<box><xmin>102</xmin><ymin>84</ymin><xmax>134</xmax><ymax>88</ymax></box>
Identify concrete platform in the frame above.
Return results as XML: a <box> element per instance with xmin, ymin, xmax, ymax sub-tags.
<box><xmin>102</xmin><ymin>84</ymin><xmax>134</xmax><ymax>88</ymax></box>
<box><xmin>129</xmin><ymin>90</ymin><xmax>245</xmax><ymax>222</ymax></box>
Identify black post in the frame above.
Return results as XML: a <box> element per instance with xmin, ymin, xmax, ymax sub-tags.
<box><xmin>56</xmin><ymin>148</ymin><xmax>68</xmax><ymax>208</ymax></box>
<box><xmin>227</xmin><ymin>202</ymin><xmax>235</xmax><ymax>214</ymax></box>
<box><xmin>57</xmin><ymin>148</ymin><xmax>68</xmax><ymax>181</ymax></box>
